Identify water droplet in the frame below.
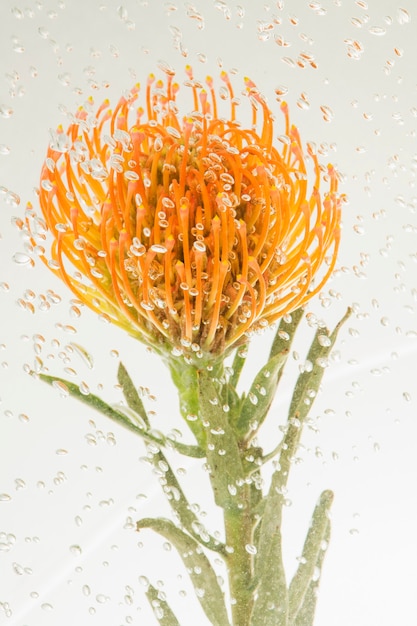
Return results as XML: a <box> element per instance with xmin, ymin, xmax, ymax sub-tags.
<box><xmin>41</xmin><ymin>602</ymin><xmax>54</xmax><ymax>611</ymax></box>
<box><xmin>15</xmin><ymin>478</ymin><xmax>26</xmax><ymax>490</ymax></box>
<box><xmin>13</xmin><ymin>561</ymin><xmax>24</xmax><ymax>575</ymax></box>
<box><xmin>52</xmin><ymin>381</ymin><xmax>69</xmax><ymax>397</ymax></box>
<box><xmin>0</xmin><ymin>493</ymin><xmax>11</xmax><ymax>502</ymax></box>
<box><xmin>320</xmin><ymin>104</ymin><xmax>334</xmax><ymax>121</ymax></box>
<box><xmin>36</xmin><ymin>22</ymin><xmax>50</xmax><ymax>37</ymax></box>
<box><xmin>369</xmin><ymin>26</ymin><xmax>386</xmax><ymax>36</ymax></box>
<box><xmin>12</xmin><ymin>7</ymin><xmax>25</xmax><ymax>18</ymax></box>
<box><xmin>12</xmin><ymin>252</ymin><xmax>32</xmax><ymax>265</ymax></box>
<box><xmin>70</xmin><ymin>544</ymin><xmax>82</xmax><ymax>556</ymax></box>
<box><xmin>0</xmin><ymin>105</ymin><xmax>13</xmax><ymax>118</ymax></box>
<box><xmin>245</xmin><ymin>544</ymin><xmax>257</xmax><ymax>555</ymax></box>
<box><xmin>317</xmin><ymin>334</ymin><xmax>331</xmax><ymax>347</ymax></box>
<box><xmin>70</xmin><ymin>343</ymin><xmax>94</xmax><ymax>369</ymax></box>
<box><xmin>397</xmin><ymin>7</ymin><xmax>410</xmax><ymax>24</ymax></box>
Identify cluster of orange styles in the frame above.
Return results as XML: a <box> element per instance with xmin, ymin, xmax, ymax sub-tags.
<box><xmin>26</xmin><ymin>65</ymin><xmax>342</xmax><ymax>363</ymax></box>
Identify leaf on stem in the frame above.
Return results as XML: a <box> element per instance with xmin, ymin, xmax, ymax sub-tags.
<box><xmin>149</xmin><ymin>447</ymin><xmax>225</xmax><ymax>554</ymax></box>
<box><xmin>197</xmin><ymin>370</ymin><xmax>245</xmax><ymax>511</ymax></box>
<box><xmin>117</xmin><ymin>361</ymin><xmax>150</xmax><ymax>428</ymax></box>
<box><xmin>168</xmin><ymin>360</ymin><xmax>206</xmax><ymax>448</ymax></box>
<box><xmin>145</xmin><ymin>584</ymin><xmax>181</xmax><ymax>626</ymax></box>
<box><xmin>233</xmin><ymin>307</ymin><xmax>304</xmax><ymax>440</ymax></box>
<box><xmin>276</xmin><ymin>308</ymin><xmax>352</xmax><ymax>487</ymax></box>
<box><xmin>291</xmin><ymin>498</ymin><xmax>332</xmax><ymax>626</ymax></box>
<box><xmin>137</xmin><ymin>518</ymin><xmax>230</xmax><ymax>626</ymax></box>
<box><xmin>235</xmin><ymin>348</ymin><xmax>288</xmax><ymax>439</ymax></box>
<box><xmin>269</xmin><ymin>307</ymin><xmax>305</xmax><ymax>362</ymax></box>
<box><xmin>229</xmin><ymin>342</ymin><xmax>249</xmax><ymax>389</ymax></box>
<box><xmin>251</xmin><ymin>469</ymin><xmax>288</xmax><ymax>626</ymax></box>
<box><xmin>37</xmin><ymin>373</ymin><xmax>203</xmax><ymax>458</ymax></box>
<box><xmin>145</xmin><ymin>583</ymin><xmax>181</xmax><ymax>626</ymax></box>
<box><xmin>288</xmin><ymin>308</ymin><xmax>352</xmax><ymax>426</ymax></box>
<box><xmin>288</xmin><ymin>490</ymin><xmax>333</xmax><ymax>623</ymax></box>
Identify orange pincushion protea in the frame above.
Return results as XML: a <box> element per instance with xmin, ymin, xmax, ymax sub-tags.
<box><xmin>29</xmin><ymin>66</ymin><xmax>341</xmax><ymax>361</ymax></box>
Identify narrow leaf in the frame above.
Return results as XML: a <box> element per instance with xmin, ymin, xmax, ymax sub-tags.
<box><xmin>269</xmin><ymin>307</ymin><xmax>305</xmax><ymax>361</ymax></box>
<box><xmin>236</xmin><ymin>348</ymin><xmax>289</xmax><ymax>439</ymax></box>
<box><xmin>168</xmin><ymin>360</ymin><xmax>206</xmax><ymax>447</ymax></box>
<box><xmin>37</xmin><ymin>372</ymin><xmax>204</xmax><ymax>458</ymax></box>
<box><xmin>150</xmin><ymin>447</ymin><xmax>225</xmax><ymax>554</ymax></box>
<box><xmin>38</xmin><ymin>373</ymin><xmax>146</xmax><ymax>435</ymax></box>
<box><xmin>137</xmin><ymin>518</ymin><xmax>230</xmax><ymax>626</ymax></box>
<box><xmin>292</xmin><ymin>506</ymin><xmax>332</xmax><ymax>626</ymax></box>
<box><xmin>145</xmin><ymin>583</ymin><xmax>180</xmax><ymax>626</ymax></box>
<box><xmin>277</xmin><ymin>308</ymin><xmax>352</xmax><ymax>490</ymax></box>
<box><xmin>197</xmin><ymin>370</ymin><xmax>245</xmax><ymax>511</ymax></box>
<box><xmin>288</xmin><ymin>308</ymin><xmax>352</xmax><ymax>425</ymax></box>
<box><xmin>251</xmin><ymin>469</ymin><xmax>288</xmax><ymax>626</ymax></box>
<box><xmin>288</xmin><ymin>490</ymin><xmax>333</xmax><ymax>622</ymax></box>
<box><xmin>234</xmin><ymin>307</ymin><xmax>304</xmax><ymax>439</ymax></box>
<box><xmin>117</xmin><ymin>361</ymin><xmax>150</xmax><ymax>428</ymax></box>
<box><xmin>229</xmin><ymin>342</ymin><xmax>249</xmax><ymax>390</ymax></box>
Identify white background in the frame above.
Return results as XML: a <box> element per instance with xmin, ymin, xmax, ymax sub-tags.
<box><xmin>1</xmin><ymin>1</ymin><xmax>417</xmax><ymax>625</ymax></box>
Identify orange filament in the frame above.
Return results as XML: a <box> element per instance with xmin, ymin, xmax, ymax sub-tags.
<box><xmin>31</xmin><ymin>67</ymin><xmax>342</xmax><ymax>362</ymax></box>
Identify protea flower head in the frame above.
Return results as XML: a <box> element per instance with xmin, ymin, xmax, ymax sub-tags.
<box><xmin>27</xmin><ymin>65</ymin><xmax>341</xmax><ymax>363</ymax></box>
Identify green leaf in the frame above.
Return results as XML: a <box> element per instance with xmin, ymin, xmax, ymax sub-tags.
<box><xmin>197</xmin><ymin>370</ymin><xmax>245</xmax><ymax>511</ymax></box>
<box><xmin>38</xmin><ymin>373</ymin><xmax>146</xmax><ymax>434</ymax></box>
<box><xmin>117</xmin><ymin>362</ymin><xmax>205</xmax><ymax>457</ymax></box>
<box><xmin>167</xmin><ymin>360</ymin><xmax>206</xmax><ymax>448</ymax></box>
<box><xmin>229</xmin><ymin>342</ymin><xmax>249</xmax><ymax>390</ymax></box>
<box><xmin>137</xmin><ymin>518</ymin><xmax>230</xmax><ymax>626</ymax></box>
<box><xmin>37</xmin><ymin>372</ymin><xmax>204</xmax><ymax>458</ymax></box>
<box><xmin>269</xmin><ymin>307</ymin><xmax>305</xmax><ymax>362</ymax></box>
<box><xmin>235</xmin><ymin>348</ymin><xmax>289</xmax><ymax>439</ymax></box>
<box><xmin>233</xmin><ymin>307</ymin><xmax>304</xmax><ymax>440</ymax></box>
<box><xmin>291</xmin><ymin>501</ymin><xmax>332</xmax><ymax>626</ymax></box>
<box><xmin>117</xmin><ymin>361</ymin><xmax>150</xmax><ymax>428</ymax></box>
<box><xmin>288</xmin><ymin>308</ymin><xmax>352</xmax><ymax>426</ymax></box>
<box><xmin>149</xmin><ymin>447</ymin><xmax>225</xmax><ymax>554</ymax></box>
<box><xmin>288</xmin><ymin>490</ymin><xmax>333</xmax><ymax>623</ymax></box>
<box><xmin>251</xmin><ymin>469</ymin><xmax>288</xmax><ymax>626</ymax></box>
<box><xmin>277</xmin><ymin>308</ymin><xmax>352</xmax><ymax>489</ymax></box>
<box><xmin>145</xmin><ymin>583</ymin><xmax>181</xmax><ymax>626</ymax></box>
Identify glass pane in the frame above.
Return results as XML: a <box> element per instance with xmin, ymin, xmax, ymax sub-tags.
<box><xmin>1</xmin><ymin>2</ymin><xmax>416</xmax><ymax>625</ymax></box>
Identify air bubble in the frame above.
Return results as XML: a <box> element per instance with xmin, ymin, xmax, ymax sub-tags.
<box><xmin>0</xmin><ymin>105</ymin><xmax>13</xmax><ymax>118</ymax></box>
<box><xmin>150</xmin><ymin>244</ymin><xmax>167</xmax><ymax>253</ymax></box>
<box><xmin>245</xmin><ymin>544</ymin><xmax>257</xmax><ymax>555</ymax></box>
<box><xmin>317</xmin><ymin>334</ymin><xmax>331</xmax><ymax>347</ymax></box>
<box><xmin>14</xmin><ymin>252</ymin><xmax>33</xmax><ymax>266</ymax></box>
<box><xmin>52</xmin><ymin>381</ymin><xmax>69</xmax><ymax>397</ymax></box>
<box><xmin>397</xmin><ymin>8</ymin><xmax>410</xmax><ymax>24</ymax></box>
